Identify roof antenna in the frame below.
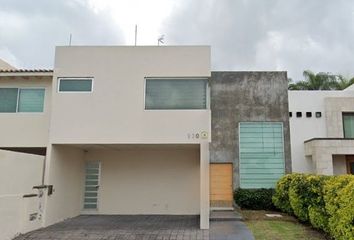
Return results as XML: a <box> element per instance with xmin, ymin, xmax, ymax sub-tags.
<box><xmin>69</xmin><ymin>33</ymin><xmax>72</xmax><ymax>46</ymax></box>
<box><xmin>157</xmin><ymin>35</ymin><xmax>164</xmax><ymax>46</ymax></box>
<box><xmin>134</xmin><ymin>25</ymin><xmax>138</xmax><ymax>46</ymax></box>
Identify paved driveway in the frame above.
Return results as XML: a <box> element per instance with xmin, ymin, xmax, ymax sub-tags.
<box><xmin>14</xmin><ymin>215</ymin><xmax>209</xmax><ymax>240</ymax></box>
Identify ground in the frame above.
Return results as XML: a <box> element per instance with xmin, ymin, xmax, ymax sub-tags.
<box><xmin>13</xmin><ymin>214</ymin><xmax>255</xmax><ymax>240</ymax></box>
<box><xmin>14</xmin><ymin>215</ymin><xmax>209</xmax><ymax>240</ymax></box>
<box><xmin>241</xmin><ymin>210</ymin><xmax>329</xmax><ymax>240</ymax></box>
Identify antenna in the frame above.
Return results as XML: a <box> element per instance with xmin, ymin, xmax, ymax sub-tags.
<box><xmin>69</xmin><ymin>33</ymin><xmax>72</xmax><ymax>46</ymax></box>
<box><xmin>157</xmin><ymin>35</ymin><xmax>164</xmax><ymax>46</ymax></box>
<box><xmin>134</xmin><ymin>25</ymin><xmax>138</xmax><ymax>46</ymax></box>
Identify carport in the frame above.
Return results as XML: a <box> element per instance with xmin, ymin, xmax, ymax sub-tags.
<box><xmin>43</xmin><ymin>143</ymin><xmax>210</xmax><ymax>229</ymax></box>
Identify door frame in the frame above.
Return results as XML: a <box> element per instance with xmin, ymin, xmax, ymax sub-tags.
<box><xmin>82</xmin><ymin>160</ymin><xmax>101</xmax><ymax>214</ymax></box>
<box><xmin>346</xmin><ymin>156</ymin><xmax>354</xmax><ymax>174</ymax></box>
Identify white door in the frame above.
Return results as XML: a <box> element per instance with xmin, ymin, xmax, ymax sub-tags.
<box><xmin>83</xmin><ymin>161</ymin><xmax>100</xmax><ymax>212</ymax></box>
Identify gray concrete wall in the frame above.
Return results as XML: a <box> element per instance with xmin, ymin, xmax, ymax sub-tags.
<box><xmin>210</xmin><ymin>71</ymin><xmax>291</xmax><ymax>189</ymax></box>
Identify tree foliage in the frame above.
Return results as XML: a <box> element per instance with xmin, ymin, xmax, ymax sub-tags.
<box><xmin>288</xmin><ymin>70</ymin><xmax>354</xmax><ymax>90</ymax></box>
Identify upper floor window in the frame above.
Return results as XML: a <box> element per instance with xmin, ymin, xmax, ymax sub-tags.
<box><xmin>145</xmin><ymin>78</ymin><xmax>208</xmax><ymax>110</ymax></box>
<box><xmin>0</xmin><ymin>88</ymin><xmax>45</xmax><ymax>113</ymax></box>
<box><xmin>58</xmin><ymin>78</ymin><xmax>93</xmax><ymax>92</ymax></box>
<box><xmin>343</xmin><ymin>113</ymin><xmax>354</xmax><ymax>138</ymax></box>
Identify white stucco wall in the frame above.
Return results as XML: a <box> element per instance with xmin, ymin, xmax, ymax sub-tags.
<box><xmin>50</xmin><ymin>46</ymin><xmax>211</xmax><ymax>144</ymax></box>
<box><xmin>84</xmin><ymin>147</ymin><xmax>200</xmax><ymax>215</ymax></box>
<box><xmin>289</xmin><ymin>90</ymin><xmax>354</xmax><ymax>173</ymax></box>
<box><xmin>0</xmin><ymin>76</ymin><xmax>52</xmax><ymax>147</ymax></box>
<box><xmin>43</xmin><ymin>145</ymin><xmax>85</xmax><ymax>226</ymax></box>
<box><xmin>0</xmin><ymin>150</ymin><xmax>44</xmax><ymax>240</ymax></box>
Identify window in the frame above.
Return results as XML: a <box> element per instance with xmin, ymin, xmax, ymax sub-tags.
<box><xmin>316</xmin><ymin>112</ymin><xmax>322</xmax><ymax>118</ymax></box>
<box><xmin>58</xmin><ymin>78</ymin><xmax>93</xmax><ymax>92</ymax></box>
<box><xmin>239</xmin><ymin>122</ymin><xmax>285</xmax><ymax>188</ymax></box>
<box><xmin>0</xmin><ymin>88</ymin><xmax>18</xmax><ymax>112</ymax></box>
<box><xmin>306</xmin><ymin>112</ymin><xmax>312</xmax><ymax>118</ymax></box>
<box><xmin>343</xmin><ymin>113</ymin><xmax>354</xmax><ymax>138</ymax></box>
<box><xmin>0</xmin><ymin>88</ymin><xmax>45</xmax><ymax>113</ymax></box>
<box><xmin>145</xmin><ymin>78</ymin><xmax>207</xmax><ymax>109</ymax></box>
<box><xmin>289</xmin><ymin>112</ymin><xmax>292</xmax><ymax>118</ymax></box>
<box><xmin>296</xmin><ymin>112</ymin><xmax>302</xmax><ymax>118</ymax></box>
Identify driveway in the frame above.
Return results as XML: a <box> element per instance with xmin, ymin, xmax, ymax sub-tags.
<box><xmin>14</xmin><ymin>215</ymin><xmax>254</xmax><ymax>240</ymax></box>
<box><xmin>14</xmin><ymin>215</ymin><xmax>209</xmax><ymax>240</ymax></box>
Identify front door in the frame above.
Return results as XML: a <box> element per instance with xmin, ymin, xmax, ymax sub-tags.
<box><xmin>210</xmin><ymin>163</ymin><xmax>233</xmax><ymax>208</ymax></box>
<box><xmin>346</xmin><ymin>156</ymin><xmax>354</xmax><ymax>174</ymax></box>
<box><xmin>83</xmin><ymin>161</ymin><xmax>100</xmax><ymax>212</ymax></box>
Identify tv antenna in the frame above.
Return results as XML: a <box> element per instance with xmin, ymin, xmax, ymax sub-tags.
<box><xmin>69</xmin><ymin>33</ymin><xmax>72</xmax><ymax>46</ymax></box>
<box><xmin>134</xmin><ymin>25</ymin><xmax>138</xmax><ymax>46</ymax></box>
<box><xmin>157</xmin><ymin>35</ymin><xmax>164</xmax><ymax>46</ymax></box>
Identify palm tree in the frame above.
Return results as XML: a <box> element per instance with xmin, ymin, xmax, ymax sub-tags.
<box><xmin>288</xmin><ymin>70</ymin><xmax>348</xmax><ymax>90</ymax></box>
<box><xmin>335</xmin><ymin>75</ymin><xmax>354</xmax><ymax>90</ymax></box>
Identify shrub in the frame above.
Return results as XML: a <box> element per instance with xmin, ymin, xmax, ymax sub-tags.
<box><xmin>288</xmin><ymin>174</ymin><xmax>329</xmax><ymax>223</ymax></box>
<box><xmin>324</xmin><ymin>175</ymin><xmax>354</xmax><ymax>239</ymax></box>
<box><xmin>274</xmin><ymin>173</ymin><xmax>354</xmax><ymax>240</ymax></box>
<box><xmin>234</xmin><ymin>188</ymin><xmax>275</xmax><ymax>210</ymax></box>
<box><xmin>272</xmin><ymin>173</ymin><xmax>301</xmax><ymax>214</ymax></box>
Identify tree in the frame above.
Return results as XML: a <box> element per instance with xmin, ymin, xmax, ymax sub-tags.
<box><xmin>288</xmin><ymin>70</ymin><xmax>338</xmax><ymax>90</ymax></box>
<box><xmin>335</xmin><ymin>75</ymin><xmax>354</xmax><ymax>90</ymax></box>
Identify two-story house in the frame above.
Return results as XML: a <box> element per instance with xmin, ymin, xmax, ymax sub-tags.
<box><xmin>0</xmin><ymin>46</ymin><xmax>292</xmax><ymax>239</ymax></box>
<box><xmin>289</xmin><ymin>89</ymin><xmax>354</xmax><ymax>175</ymax></box>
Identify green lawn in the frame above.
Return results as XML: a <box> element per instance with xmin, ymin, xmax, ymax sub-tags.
<box><xmin>242</xmin><ymin>210</ymin><xmax>329</xmax><ymax>240</ymax></box>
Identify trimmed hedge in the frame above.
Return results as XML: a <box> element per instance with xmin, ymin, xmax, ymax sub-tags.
<box><xmin>234</xmin><ymin>188</ymin><xmax>275</xmax><ymax>210</ymax></box>
<box><xmin>273</xmin><ymin>174</ymin><xmax>354</xmax><ymax>240</ymax></box>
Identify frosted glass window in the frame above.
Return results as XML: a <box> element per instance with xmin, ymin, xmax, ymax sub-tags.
<box><xmin>18</xmin><ymin>89</ymin><xmax>45</xmax><ymax>112</ymax></box>
<box><xmin>239</xmin><ymin>122</ymin><xmax>285</xmax><ymax>189</ymax></box>
<box><xmin>145</xmin><ymin>79</ymin><xmax>207</xmax><ymax>109</ymax></box>
<box><xmin>0</xmin><ymin>88</ymin><xmax>18</xmax><ymax>112</ymax></box>
<box><xmin>59</xmin><ymin>79</ymin><xmax>92</xmax><ymax>92</ymax></box>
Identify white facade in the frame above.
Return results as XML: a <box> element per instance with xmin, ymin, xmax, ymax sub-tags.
<box><xmin>0</xmin><ymin>46</ymin><xmax>212</xmax><ymax>237</ymax></box>
<box><xmin>289</xmin><ymin>88</ymin><xmax>354</xmax><ymax>174</ymax></box>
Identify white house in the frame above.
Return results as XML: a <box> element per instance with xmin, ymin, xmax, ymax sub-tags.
<box><xmin>289</xmin><ymin>88</ymin><xmax>354</xmax><ymax>175</ymax></box>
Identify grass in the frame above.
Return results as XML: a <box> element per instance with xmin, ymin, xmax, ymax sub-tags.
<box><xmin>241</xmin><ymin>210</ymin><xmax>329</xmax><ymax>240</ymax></box>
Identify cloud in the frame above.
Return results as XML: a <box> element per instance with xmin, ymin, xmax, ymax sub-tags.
<box><xmin>162</xmin><ymin>0</ymin><xmax>354</xmax><ymax>81</ymax></box>
<box><xmin>0</xmin><ymin>0</ymin><xmax>124</xmax><ymax>69</ymax></box>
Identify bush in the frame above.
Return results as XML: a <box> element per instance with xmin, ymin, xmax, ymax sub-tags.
<box><xmin>324</xmin><ymin>175</ymin><xmax>354</xmax><ymax>239</ymax></box>
<box><xmin>234</xmin><ymin>188</ymin><xmax>275</xmax><ymax>210</ymax></box>
<box><xmin>289</xmin><ymin>174</ymin><xmax>329</xmax><ymax>222</ymax></box>
<box><xmin>272</xmin><ymin>173</ymin><xmax>301</xmax><ymax>214</ymax></box>
<box><xmin>273</xmin><ymin>173</ymin><xmax>354</xmax><ymax>240</ymax></box>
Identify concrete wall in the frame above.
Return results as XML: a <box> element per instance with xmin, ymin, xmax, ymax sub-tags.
<box><xmin>50</xmin><ymin>46</ymin><xmax>211</xmax><ymax>144</ymax></box>
<box><xmin>210</xmin><ymin>72</ymin><xmax>291</xmax><ymax>188</ymax></box>
<box><xmin>325</xmin><ymin>97</ymin><xmax>354</xmax><ymax>137</ymax></box>
<box><xmin>84</xmin><ymin>147</ymin><xmax>200</xmax><ymax>215</ymax></box>
<box><xmin>289</xmin><ymin>90</ymin><xmax>354</xmax><ymax>173</ymax></box>
<box><xmin>305</xmin><ymin>139</ymin><xmax>354</xmax><ymax>175</ymax></box>
<box><xmin>0</xmin><ymin>150</ymin><xmax>44</xmax><ymax>240</ymax></box>
<box><xmin>0</xmin><ymin>76</ymin><xmax>52</xmax><ymax>147</ymax></box>
<box><xmin>43</xmin><ymin>145</ymin><xmax>85</xmax><ymax>226</ymax></box>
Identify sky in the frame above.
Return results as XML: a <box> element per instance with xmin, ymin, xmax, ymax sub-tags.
<box><xmin>0</xmin><ymin>0</ymin><xmax>354</xmax><ymax>81</ymax></box>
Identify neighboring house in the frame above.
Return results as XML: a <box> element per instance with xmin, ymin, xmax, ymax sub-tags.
<box><xmin>0</xmin><ymin>46</ymin><xmax>292</xmax><ymax>238</ymax></box>
<box><xmin>289</xmin><ymin>88</ymin><xmax>354</xmax><ymax>175</ymax></box>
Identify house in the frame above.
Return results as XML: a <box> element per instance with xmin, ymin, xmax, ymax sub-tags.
<box><xmin>289</xmin><ymin>88</ymin><xmax>354</xmax><ymax>175</ymax></box>
<box><xmin>0</xmin><ymin>46</ymin><xmax>292</xmax><ymax>239</ymax></box>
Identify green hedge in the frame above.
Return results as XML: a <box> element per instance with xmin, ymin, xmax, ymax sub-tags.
<box><xmin>273</xmin><ymin>174</ymin><xmax>354</xmax><ymax>240</ymax></box>
<box><xmin>234</xmin><ymin>188</ymin><xmax>275</xmax><ymax>210</ymax></box>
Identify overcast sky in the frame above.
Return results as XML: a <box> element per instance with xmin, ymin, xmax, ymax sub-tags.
<box><xmin>0</xmin><ymin>0</ymin><xmax>353</xmax><ymax>81</ymax></box>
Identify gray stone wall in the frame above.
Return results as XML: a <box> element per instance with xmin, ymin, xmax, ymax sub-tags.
<box><xmin>210</xmin><ymin>71</ymin><xmax>292</xmax><ymax>189</ymax></box>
